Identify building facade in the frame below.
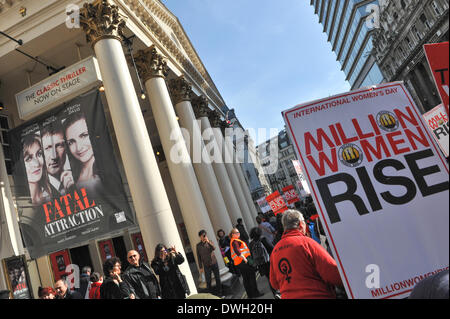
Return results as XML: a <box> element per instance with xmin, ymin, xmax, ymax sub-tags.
<box><xmin>0</xmin><ymin>0</ymin><xmax>260</xmax><ymax>298</ymax></box>
<box><xmin>372</xmin><ymin>0</ymin><xmax>449</xmax><ymax>113</ymax></box>
<box><xmin>257</xmin><ymin>129</ymin><xmax>300</xmax><ymax>196</ymax></box>
<box><xmin>310</xmin><ymin>0</ymin><xmax>385</xmax><ymax>89</ymax></box>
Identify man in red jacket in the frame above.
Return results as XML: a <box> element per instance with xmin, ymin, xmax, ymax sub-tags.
<box><xmin>270</xmin><ymin>209</ymin><xmax>343</xmax><ymax>299</ymax></box>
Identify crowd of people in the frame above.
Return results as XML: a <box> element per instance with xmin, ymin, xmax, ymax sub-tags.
<box><xmin>33</xmin><ymin>197</ymin><xmax>342</xmax><ymax>300</ymax></box>
<box><xmin>30</xmin><ymin>197</ymin><xmax>448</xmax><ymax>300</ymax></box>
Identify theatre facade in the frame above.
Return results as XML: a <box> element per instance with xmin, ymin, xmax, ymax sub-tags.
<box><xmin>0</xmin><ymin>0</ymin><xmax>260</xmax><ymax>298</ymax></box>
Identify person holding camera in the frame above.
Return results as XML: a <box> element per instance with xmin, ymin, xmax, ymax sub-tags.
<box><xmin>196</xmin><ymin>230</ymin><xmax>223</xmax><ymax>297</ymax></box>
<box><xmin>151</xmin><ymin>244</ymin><xmax>190</xmax><ymax>299</ymax></box>
<box><xmin>122</xmin><ymin>250</ymin><xmax>161</xmax><ymax>299</ymax></box>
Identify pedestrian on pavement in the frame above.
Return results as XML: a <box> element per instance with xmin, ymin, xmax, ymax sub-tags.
<box><xmin>270</xmin><ymin>209</ymin><xmax>343</xmax><ymax>299</ymax></box>
<box><xmin>78</xmin><ymin>266</ymin><xmax>91</xmax><ymax>299</ymax></box>
<box><xmin>230</xmin><ymin>228</ymin><xmax>263</xmax><ymax>299</ymax></box>
<box><xmin>196</xmin><ymin>230</ymin><xmax>222</xmax><ymax>296</ymax></box>
<box><xmin>272</xmin><ymin>213</ymin><xmax>284</xmax><ymax>246</ymax></box>
<box><xmin>217</xmin><ymin>229</ymin><xmax>238</xmax><ymax>275</ymax></box>
<box><xmin>100</xmin><ymin>257</ymin><xmax>133</xmax><ymax>299</ymax></box>
<box><xmin>54</xmin><ymin>279</ymin><xmax>82</xmax><ymax>299</ymax></box>
<box><xmin>151</xmin><ymin>244</ymin><xmax>190</xmax><ymax>299</ymax></box>
<box><xmin>249</xmin><ymin>227</ymin><xmax>277</xmax><ymax>297</ymax></box>
<box><xmin>235</xmin><ymin>218</ymin><xmax>250</xmax><ymax>244</ymax></box>
<box><xmin>256</xmin><ymin>215</ymin><xmax>276</xmax><ymax>249</ymax></box>
<box><xmin>38</xmin><ymin>287</ymin><xmax>56</xmax><ymax>299</ymax></box>
<box><xmin>123</xmin><ymin>249</ymin><xmax>161</xmax><ymax>299</ymax></box>
<box><xmin>88</xmin><ymin>272</ymin><xmax>103</xmax><ymax>300</ymax></box>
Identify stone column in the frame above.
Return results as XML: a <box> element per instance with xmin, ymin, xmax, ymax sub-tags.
<box><xmin>168</xmin><ymin>76</ymin><xmax>233</xmax><ymax>236</ymax></box>
<box><xmin>0</xmin><ymin>145</ymin><xmax>24</xmax><ymax>259</ymax></box>
<box><xmin>133</xmin><ymin>47</ymin><xmax>230</xmax><ymax>280</ymax></box>
<box><xmin>79</xmin><ymin>0</ymin><xmax>197</xmax><ymax>294</ymax></box>
<box><xmin>208</xmin><ymin>111</ymin><xmax>255</xmax><ymax>232</ymax></box>
<box><xmin>235</xmin><ymin>160</ymin><xmax>258</xmax><ymax>226</ymax></box>
<box><xmin>226</xmin><ymin>128</ymin><xmax>258</xmax><ymax>228</ymax></box>
<box><xmin>191</xmin><ymin>96</ymin><xmax>245</xmax><ymax>229</ymax></box>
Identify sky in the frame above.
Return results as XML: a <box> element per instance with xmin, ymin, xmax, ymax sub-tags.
<box><xmin>162</xmin><ymin>0</ymin><xmax>351</xmax><ymax>144</ymax></box>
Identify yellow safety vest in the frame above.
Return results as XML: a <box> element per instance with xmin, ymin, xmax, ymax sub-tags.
<box><xmin>230</xmin><ymin>238</ymin><xmax>250</xmax><ymax>266</ymax></box>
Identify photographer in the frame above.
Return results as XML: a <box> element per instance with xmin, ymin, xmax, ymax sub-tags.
<box><xmin>151</xmin><ymin>244</ymin><xmax>189</xmax><ymax>299</ymax></box>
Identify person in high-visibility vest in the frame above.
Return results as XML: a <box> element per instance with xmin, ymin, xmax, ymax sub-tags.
<box><xmin>230</xmin><ymin>228</ymin><xmax>263</xmax><ymax>298</ymax></box>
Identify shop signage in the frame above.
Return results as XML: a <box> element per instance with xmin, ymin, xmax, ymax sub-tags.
<box><xmin>283</xmin><ymin>82</ymin><xmax>449</xmax><ymax>299</ymax></box>
<box><xmin>15</xmin><ymin>56</ymin><xmax>102</xmax><ymax>120</ymax></box>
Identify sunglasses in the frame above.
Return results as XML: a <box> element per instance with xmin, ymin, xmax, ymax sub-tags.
<box><xmin>128</xmin><ymin>255</ymin><xmax>138</xmax><ymax>259</ymax></box>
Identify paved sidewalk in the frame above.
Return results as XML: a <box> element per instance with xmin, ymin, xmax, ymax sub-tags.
<box><xmin>226</xmin><ymin>272</ymin><xmax>275</xmax><ymax>299</ymax></box>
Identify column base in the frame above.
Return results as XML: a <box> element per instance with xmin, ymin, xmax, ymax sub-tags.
<box><xmin>197</xmin><ymin>266</ymin><xmax>233</xmax><ymax>290</ymax></box>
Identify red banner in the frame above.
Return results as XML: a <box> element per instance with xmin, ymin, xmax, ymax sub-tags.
<box><xmin>282</xmin><ymin>185</ymin><xmax>300</xmax><ymax>205</ymax></box>
<box><xmin>424</xmin><ymin>42</ymin><xmax>449</xmax><ymax>114</ymax></box>
<box><xmin>265</xmin><ymin>191</ymin><xmax>288</xmax><ymax>215</ymax></box>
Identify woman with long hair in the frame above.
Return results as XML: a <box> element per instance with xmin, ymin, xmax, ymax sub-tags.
<box><xmin>22</xmin><ymin>133</ymin><xmax>51</xmax><ymax>205</ymax></box>
<box><xmin>62</xmin><ymin>112</ymin><xmax>101</xmax><ymax>193</ymax></box>
<box><xmin>151</xmin><ymin>243</ymin><xmax>189</xmax><ymax>299</ymax></box>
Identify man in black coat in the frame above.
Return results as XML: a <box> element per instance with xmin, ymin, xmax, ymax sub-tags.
<box><xmin>122</xmin><ymin>250</ymin><xmax>161</xmax><ymax>299</ymax></box>
<box><xmin>78</xmin><ymin>266</ymin><xmax>91</xmax><ymax>299</ymax></box>
<box><xmin>54</xmin><ymin>279</ymin><xmax>82</xmax><ymax>299</ymax></box>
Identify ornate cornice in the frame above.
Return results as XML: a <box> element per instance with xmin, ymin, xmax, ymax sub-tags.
<box><xmin>121</xmin><ymin>0</ymin><xmax>226</xmax><ymax>108</ymax></box>
<box><xmin>134</xmin><ymin>45</ymin><xmax>169</xmax><ymax>81</ymax></box>
<box><xmin>79</xmin><ymin>0</ymin><xmax>126</xmax><ymax>47</ymax></box>
<box><xmin>191</xmin><ymin>95</ymin><xmax>210</xmax><ymax>119</ymax></box>
<box><xmin>167</xmin><ymin>76</ymin><xmax>193</xmax><ymax>105</ymax></box>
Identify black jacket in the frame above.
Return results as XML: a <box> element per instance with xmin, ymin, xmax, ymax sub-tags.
<box><xmin>122</xmin><ymin>262</ymin><xmax>161</xmax><ymax>299</ymax></box>
<box><xmin>151</xmin><ymin>253</ymin><xmax>189</xmax><ymax>299</ymax></box>
<box><xmin>59</xmin><ymin>289</ymin><xmax>82</xmax><ymax>299</ymax></box>
<box><xmin>78</xmin><ymin>274</ymin><xmax>90</xmax><ymax>299</ymax></box>
<box><xmin>99</xmin><ymin>277</ymin><xmax>130</xmax><ymax>299</ymax></box>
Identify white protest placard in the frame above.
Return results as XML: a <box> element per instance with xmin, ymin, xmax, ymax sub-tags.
<box><xmin>293</xmin><ymin>159</ymin><xmax>311</xmax><ymax>194</ymax></box>
<box><xmin>256</xmin><ymin>197</ymin><xmax>272</xmax><ymax>214</ymax></box>
<box><xmin>282</xmin><ymin>82</ymin><xmax>449</xmax><ymax>299</ymax></box>
<box><xmin>423</xmin><ymin>104</ymin><xmax>449</xmax><ymax>157</ymax></box>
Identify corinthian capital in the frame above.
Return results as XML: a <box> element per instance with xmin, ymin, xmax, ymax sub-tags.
<box><xmin>168</xmin><ymin>76</ymin><xmax>193</xmax><ymax>105</ymax></box>
<box><xmin>207</xmin><ymin>110</ymin><xmax>224</xmax><ymax>129</ymax></box>
<box><xmin>133</xmin><ymin>46</ymin><xmax>169</xmax><ymax>81</ymax></box>
<box><xmin>191</xmin><ymin>95</ymin><xmax>211</xmax><ymax>119</ymax></box>
<box><xmin>79</xmin><ymin>0</ymin><xmax>126</xmax><ymax>46</ymax></box>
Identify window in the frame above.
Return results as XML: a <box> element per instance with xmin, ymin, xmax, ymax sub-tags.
<box><xmin>0</xmin><ymin>115</ymin><xmax>12</xmax><ymax>175</ymax></box>
<box><xmin>431</xmin><ymin>1</ymin><xmax>442</xmax><ymax>15</ymax></box>
<box><xmin>420</xmin><ymin>14</ymin><xmax>431</xmax><ymax>29</ymax></box>
<box><xmin>405</xmin><ymin>37</ymin><xmax>413</xmax><ymax>50</ymax></box>
<box><xmin>398</xmin><ymin>46</ymin><xmax>406</xmax><ymax>59</ymax></box>
<box><xmin>412</xmin><ymin>25</ymin><xmax>422</xmax><ymax>40</ymax></box>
